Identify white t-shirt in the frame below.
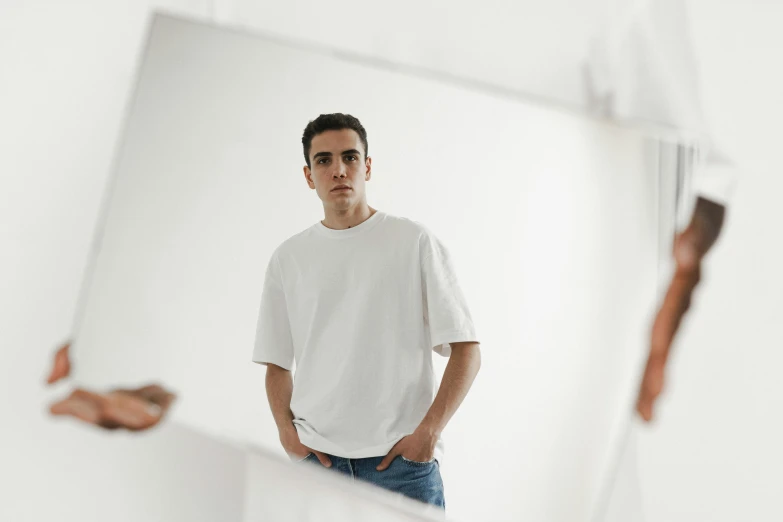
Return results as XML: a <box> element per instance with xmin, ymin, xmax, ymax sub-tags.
<box><xmin>252</xmin><ymin>211</ymin><xmax>478</xmax><ymax>459</ymax></box>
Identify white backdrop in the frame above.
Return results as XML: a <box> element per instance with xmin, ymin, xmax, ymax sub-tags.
<box><xmin>71</xmin><ymin>15</ymin><xmax>660</xmax><ymax>522</ymax></box>
<box><xmin>3</xmin><ymin>2</ymin><xmax>781</xmax><ymax>522</ymax></box>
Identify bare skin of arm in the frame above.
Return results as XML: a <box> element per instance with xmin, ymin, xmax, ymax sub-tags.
<box><xmin>377</xmin><ymin>341</ymin><xmax>481</xmax><ymax>470</ymax></box>
<box><xmin>265</xmin><ymin>363</ymin><xmax>332</xmax><ymax>467</ymax></box>
<box><xmin>637</xmin><ymin>197</ymin><xmax>726</xmax><ymax>421</ymax></box>
<box><xmin>46</xmin><ymin>341</ymin><xmax>176</xmax><ymax>431</ymax></box>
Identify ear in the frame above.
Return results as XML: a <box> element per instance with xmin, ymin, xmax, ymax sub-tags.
<box><xmin>303</xmin><ymin>165</ymin><xmax>316</xmax><ymax>189</ymax></box>
<box><xmin>365</xmin><ymin>156</ymin><xmax>372</xmax><ymax>182</ymax></box>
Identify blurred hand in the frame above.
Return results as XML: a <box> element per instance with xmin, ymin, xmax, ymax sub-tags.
<box><xmin>637</xmin><ymin>197</ymin><xmax>725</xmax><ymax>422</ymax></box>
<box><xmin>376</xmin><ymin>427</ymin><xmax>437</xmax><ymax>471</ymax></box>
<box><xmin>49</xmin><ymin>384</ymin><xmax>176</xmax><ymax>431</ymax></box>
<box><xmin>280</xmin><ymin>424</ymin><xmax>331</xmax><ymax>467</ymax></box>
<box><xmin>637</xmin><ymin>232</ymin><xmax>701</xmax><ymax>422</ymax></box>
<box><xmin>46</xmin><ymin>342</ymin><xmax>72</xmax><ymax>384</ymax></box>
<box><xmin>46</xmin><ymin>339</ymin><xmax>176</xmax><ymax>431</ymax></box>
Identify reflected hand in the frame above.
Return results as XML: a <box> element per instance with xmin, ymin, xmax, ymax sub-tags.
<box><xmin>46</xmin><ymin>339</ymin><xmax>177</xmax><ymax>431</ymax></box>
<box><xmin>49</xmin><ymin>384</ymin><xmax>177</xmax><ymax>431</ymax></box>
<box><xmin>46</xmin><ymin>342</ymin><xmax>72</xmax><ymax>384</ymax></box>
<box><xmin>280</xmin><ymin>425</ymin><xmax>331</xmax><ymax>467</ymax></box>
<box><xmin>637</xmin><ymin>197</ymin><xmax>725</xmax><ymax>422</ymax></box>
<box><xmin>637</xmin><ymin>233</ymin><xmax>701</xmax><ymax>422</ymax></box>
<box><xmin>376</xmin><ymin>428</ymin><xmax>437</xmax><ymax>471</ymax></box>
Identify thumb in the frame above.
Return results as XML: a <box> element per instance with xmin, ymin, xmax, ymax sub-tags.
<box><xmin>637</xmin><ymin>388</ymin><xmax>654</xmax><ymax>422</ymax></box>
<box><xmin>376</xmin><ymin>449</ymin><xmax>398</xmax><ymax>471</ymax></box>
<box><xmin>637</xmin><ymin>357</ymin><xmax>665</xmax><ymax>422</ymax></box>
<box><xmin>46</xmin><ymin>342</ymin><xmax>72</xmax><ymax>385</ymax></box>
<box><xmin>313</xmin><ymin>450</ymin><xmax>332</xmax><ymax>468</ymax></box>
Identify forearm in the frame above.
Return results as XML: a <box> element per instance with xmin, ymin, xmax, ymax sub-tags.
<box><xmin>265</xmin><ymin>364</ymin><xmax>296</xmax><ymax>433</ymax></box>
<box><xmin>637</xmin><ymin>198</ymin><xmax>727</xmax><ymax>421</ymax></box>
<box><xmin>418</xmin><ymin>342</ymin><xmax>481</xmax><ymax>436</ymax></box>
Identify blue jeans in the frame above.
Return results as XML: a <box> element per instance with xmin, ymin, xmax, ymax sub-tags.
<box><xmin>301</xmin><ymin>453</ymin><xmax>445</xmax><ymax>509</ymax></box>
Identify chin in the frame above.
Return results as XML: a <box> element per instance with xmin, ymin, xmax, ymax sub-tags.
<box><xmin>331</xmin><ymin>198</ymin><xmax>355</xmax><ymax>210</ymax></box>
<box><xmin>330</xmin><ymin>193</ymin><xmax>353</xmax><ymax>203</ymax></box>
<box><xmin>333</xmin><ymin>202</ymin><xmax>354</xmax><ymax>211</ymax></box>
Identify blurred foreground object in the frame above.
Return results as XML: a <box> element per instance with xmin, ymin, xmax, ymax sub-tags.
<box><xmin>637</xmin><ymin>197</ymin><xmax>726</xmax><ymax>421</ymax></box>
<box><xmin>46</xmin><ymin>341</ymin><xmax>176</xmax><ymax>431</ymax></box>
<box><xmin>587</xmin><ymin>0</ymin><xmax>736</xmax><ymax>422</ymax></box>
<box><xmin>46</xmin><ymin>342</ymin><xmax>72</xmax><ymax>384</ymax></box>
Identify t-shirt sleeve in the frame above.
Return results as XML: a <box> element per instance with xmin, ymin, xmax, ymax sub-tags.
<box><xmin>252</xmin><ymin>253</ymin><xmax>295</xmax><ymax>370</ymax></box>
<box><xmin>692</xmin><ymin>143</ymin><xmax>738</xmax><ymax>206</ymax></box>
<box><xmin>420</xmin><ymin>232</ymin><xmax>479</xmax><ymax>357</ymax></box>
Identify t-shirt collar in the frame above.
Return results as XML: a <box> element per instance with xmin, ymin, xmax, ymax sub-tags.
<box><xmin>314</xmin><ymin>210</ymin><xmax>385</xmax><ymax>238</ymax></box>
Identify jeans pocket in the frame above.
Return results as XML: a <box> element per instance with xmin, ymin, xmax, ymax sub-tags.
<box><xmin>400</xmin><ymin>455</ymin><xmax>436</xmax><ymax>466</ymax></box>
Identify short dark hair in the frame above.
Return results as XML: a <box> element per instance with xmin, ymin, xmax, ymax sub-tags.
<box><xmin>302</xmin><ymin>113</ymin><xmax>368</xmax><ymax>168</ymax></box>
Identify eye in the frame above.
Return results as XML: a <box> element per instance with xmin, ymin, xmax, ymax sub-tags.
<box><xmin>317</xmin><ymin>158</ymin><xmax>329</xmax><ymax>164</ymax></box>
<box><xmin>345</xmin><ymin>155</ymin><xmax>357</xmax><ymax>162</ymax></box>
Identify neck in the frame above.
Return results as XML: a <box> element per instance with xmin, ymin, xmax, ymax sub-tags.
<box><xmin>322</xmin><ymin>202</ymin><xmax>376</xmax><ymax>230</ymax></box>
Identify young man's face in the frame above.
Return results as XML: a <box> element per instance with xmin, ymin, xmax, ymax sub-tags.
<box><xmin>304</xmin><ymin>129</ymin><xmax>371</xmax><ymax>212</ymax></box>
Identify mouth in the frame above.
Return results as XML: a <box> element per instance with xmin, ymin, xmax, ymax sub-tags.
<box><xmin>331</xmin><ymin>185</ymin><xmax>352</xmax><ymax>192</ymax></box>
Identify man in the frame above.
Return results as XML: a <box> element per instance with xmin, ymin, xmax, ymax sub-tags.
<box><xmin>252</xmin><ymin>113</ymin><xmax>482</xmax><ymax>509</ymax></box>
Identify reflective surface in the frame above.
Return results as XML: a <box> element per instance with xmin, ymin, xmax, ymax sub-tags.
<box><xmin>71</xmin><ymin>14</ymin><xmax>664</xmax><ymax>522</ymax></box>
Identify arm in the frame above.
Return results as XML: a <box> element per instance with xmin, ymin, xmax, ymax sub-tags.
<box><xmin>377</xmin><ymin>342</ymin><xmax>481</xmax><ymax>470</ymax></box>
<box><xmin>637</xmin><ymin>197</ymin><xmax>726</xmax><ymax>421</ymax></box>
<box><xmin>265</xmin><ymin>363</ymin><xmax>332</xmax><ymax>466</ymax></box>
<box><xmin>419</xmin><ymin>342</ymin><xmax>482</xmax><ymax>436</ymax></box>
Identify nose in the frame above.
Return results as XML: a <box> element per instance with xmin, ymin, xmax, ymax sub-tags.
<box><xmin>331</xmin><ymin>162</ymin><xmax>347</xmax><ymax>179</ymax></box>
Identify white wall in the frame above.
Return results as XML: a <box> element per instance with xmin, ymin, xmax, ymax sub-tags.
<box><xmin>218</xmin><ymin>0</ymin><xmax>609</xmax><ymax>113</ymax></box>
<box><xmin>635</xmin><ymin>2</ymin><xmax>783</xmax><ymax>521</ymax></box>
<box><xmin>2</xmin><ymin>1</ymin><xmax>780</xmax><ymax>521</ymax></box>
<box><xmin>70</xmin><ymin>16</ymin><xmax>660</xmax><ymax>522</ymax></box>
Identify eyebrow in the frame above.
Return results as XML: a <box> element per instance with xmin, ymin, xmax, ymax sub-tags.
<box><xmin>312</xmin><ymin>149</ymin><xmax>362</xmax><ymax>160</ymax></box>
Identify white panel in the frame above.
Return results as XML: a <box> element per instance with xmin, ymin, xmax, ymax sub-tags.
<box><xmin>227</xmin><ymin>0</ymin><xmax>715</xmax><ymax>140</ymax></box>
<box><xmin>72</xmin><ymin>15</ymin><xmax>659</xmax><ymax>522</ymax></box>
<box><xmin>1</xmin><ymin>419</ymin><xmax>246</xmax><ymax>522</ymax></box>
<box><xmin>0</xmin><ymin>3</ymin><xmax>227</xmax><ymax>522</ymax></box>
<box><xmin>228</xmin><ymin>0</ymin><xmax>608</xmax><ymax>112</ymax></box>
<box><xmin>243</xmin><ymin>446</ymin><xmax>443</xmax><ymax>522</ymax></box>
